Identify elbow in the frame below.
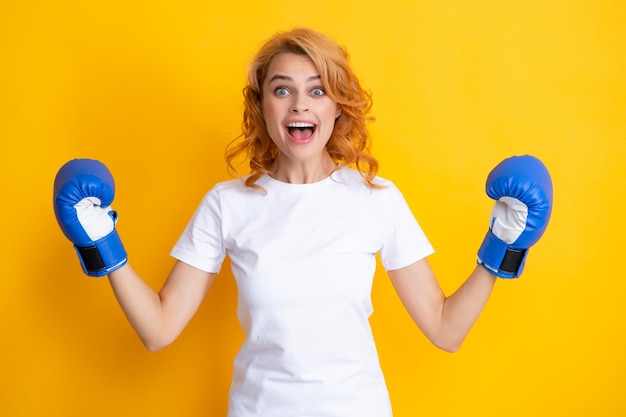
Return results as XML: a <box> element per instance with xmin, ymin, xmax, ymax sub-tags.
<box><xmin>436</xmin><ymin>342</ymin><xmax>462</xmax><ymax>353</ymax></box>
<box><xmin>427</xmin><ymin>322</ymin><xmax>469</xmax><ymax>353</ymax></box>
<box><xmin>137</xmin><ymin>322</ymin><xmax>183</xmax><ymax>351</ymax></box>
<box><xmin>431</xmin><ymin>336</ymin><xmax>464</xmax><ymax>353</ymax></box>
<box><xmin>144</xmin><ymin>342</ymin><xmax>166</xmax><ymax>352</ymax></box>
<box><xmin>141</xmin><ymin>335</ymin><xmax>175</xmax><ymax>352</ymax></box>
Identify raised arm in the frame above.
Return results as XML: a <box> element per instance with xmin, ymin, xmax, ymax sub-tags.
<box><xmin>108</xmin><ymin>262</ymin><xmax>215</xmax><ymax>351</ymax></box>
<box><xmin>53</xmin><ymin>159</ymin><xmax>215</xmax><ymax>351</ymax></box>
<box><xmin>389</xmin><ymin>155</ymin><xmax>553</xmax><ymax>352</ymax></box>
<box><xmin>389</xmin><ymin>260</ymin><xmax>495</xmax><ymax>352</ymax></box>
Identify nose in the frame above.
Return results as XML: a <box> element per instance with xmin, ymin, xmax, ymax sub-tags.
<box><xmin>290</xmin><ymin>93</ymin><xmax>309</xmax><ymax>113</ymax></box>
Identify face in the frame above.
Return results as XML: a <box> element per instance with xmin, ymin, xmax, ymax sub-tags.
<box><xmin>262</xmin><ymin>53</ymin><xmax>341</xmax><ymax>170</ymax></box>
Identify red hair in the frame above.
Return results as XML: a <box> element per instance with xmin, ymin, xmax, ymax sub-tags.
<box><xmin>226</xmin><ymin>28</ymin><xmax>380</xmax><ymax>189</ymax></box>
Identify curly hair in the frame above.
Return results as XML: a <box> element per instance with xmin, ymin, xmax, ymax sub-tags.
<box><xmin>225</xmin><ymin>27</ymin><xmax>380</xmax><ymax>189</ymax></box>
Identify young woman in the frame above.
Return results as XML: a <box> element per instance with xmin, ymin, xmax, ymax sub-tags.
<box><xmin>53</xmin><ymin>27</ymin><xmax>552</xmax><ymax>417</ymax></box>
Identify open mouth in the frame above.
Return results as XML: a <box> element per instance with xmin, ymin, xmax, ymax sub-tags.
<box><xmin>286</xmin><ymin>122</ymin><xmax>317</xmax><ymax>141</ymax></box>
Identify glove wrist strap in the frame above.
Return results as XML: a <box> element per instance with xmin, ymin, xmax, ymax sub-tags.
<box><xmin>74</xmin><ymin>230</ymin><xmax>127</xmax><ymax>277</ymax></box>
<box><xmin>477</xmin><ymin>232</ymin><xmax>528</xmax><ymax>279</ymax></box>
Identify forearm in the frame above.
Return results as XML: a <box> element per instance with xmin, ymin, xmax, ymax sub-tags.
<box><xmin>108</xmin><ymin>263</ymin><xmax>171</xmax><ymax>351</ymax></box>
<box><xmin>439</xmin><ymin>266</ymin><xmax>496</xmax><ymax>351</ymax></box>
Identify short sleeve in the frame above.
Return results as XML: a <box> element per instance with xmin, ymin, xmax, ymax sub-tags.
<box><xmin>379</xmin><ymin>183</ymin><xmax>434</xmax><ymax>271</ymax></box>
<box><xmin>170</xmin><ymin>185</ymin><xmax>226</xmax><ymax>273</ymax></box>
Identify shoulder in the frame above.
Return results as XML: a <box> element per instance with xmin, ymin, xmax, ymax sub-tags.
<box><xmin>331</xmin><ymin>167</ymin><xmax>395</xmax><ymax>190</ymax></box>
<box><xmin>334</xmin><ymin>168</ymin><xmax>404</xmax><ymax>201</ymax></box>
<box><xmin>193</xmin><ymin>177</ymin><xmax>259</xmax><ymax>214</ymax></box>
<box><xmin>206</xmin><ymin>176</ymin><xmax>261</xmax><ymax>198</ymax></box>
<box><xmin>329</xmin><ymin>168</ymin><xmax>408</xmax><ymax>209</ymax></box>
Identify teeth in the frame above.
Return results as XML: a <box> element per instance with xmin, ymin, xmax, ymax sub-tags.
<box><xmin>287</xmin><ymin>122</ymin><xmax>315</xmax><ymax>128</ymax></box>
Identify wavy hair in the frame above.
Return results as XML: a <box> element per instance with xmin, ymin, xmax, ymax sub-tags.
<box><xmin>225</xmin><ymin>27</ymin><xmax>380</xmax><ymax>189</ymax></box>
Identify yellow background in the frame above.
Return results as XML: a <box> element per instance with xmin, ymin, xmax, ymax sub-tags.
<box><xmin>1</xmin><ymin>0</ymin><xmax>624</xmax><ymax>416</ymax></box>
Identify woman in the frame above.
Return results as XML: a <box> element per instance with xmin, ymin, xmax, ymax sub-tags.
<box><xmin>53</xmin><ymin>27</ymin><xmax>552</xmax><ymax>417</ymax></box>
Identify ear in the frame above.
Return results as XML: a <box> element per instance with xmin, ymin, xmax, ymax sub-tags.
<box><xmin>335</xmin><ymin>107</ymin><xmax>342</xmax><ymax>119</ymax></box>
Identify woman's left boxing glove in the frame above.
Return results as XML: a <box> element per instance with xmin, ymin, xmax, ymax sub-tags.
<box><xmin>477</xmin><ymin>155</ymin><xmax>553</xmax><ymax>278</ymax></box>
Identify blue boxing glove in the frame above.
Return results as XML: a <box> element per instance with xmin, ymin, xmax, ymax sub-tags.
<box><xmin>53</xmin><ymin>159</ymin><xmax>127</xmax><ymax>277</ymax></box>
<box><xmin>477</xmin><ymin>155</ymin><xmax>553</xmax><ymax>278</ymax></box>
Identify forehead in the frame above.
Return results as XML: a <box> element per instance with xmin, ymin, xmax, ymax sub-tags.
<box><xmin>264</xmin><ymin>53</ymin><xmax>319</xmax><ymax>83</ymax></box>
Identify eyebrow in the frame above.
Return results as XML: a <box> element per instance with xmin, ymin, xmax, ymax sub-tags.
<box><xmin>267</xmin><ymin>74</ymin><xmax>321</xmax><ymax>83</ymax></box>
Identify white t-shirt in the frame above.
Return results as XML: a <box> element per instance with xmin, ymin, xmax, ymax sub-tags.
<box><xmin>170</xmin><ymin>167</ymin><xmax>434</xmax><ymax>417</ymax></box>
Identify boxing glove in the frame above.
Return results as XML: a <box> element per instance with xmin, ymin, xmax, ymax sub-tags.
<box><xmin>477</xmin><ymin>155</ymin><xmax>553</xmax><ymax>278</ymax></box>
<box><xmin>53</xmin><ymin>159</ymin><xmax>127</xmax><ymax>277</ymax></box>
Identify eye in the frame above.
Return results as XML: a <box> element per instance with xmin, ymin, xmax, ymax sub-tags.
<box><xmin>274</xmin><ymin>87</ymin><xmax>290</xmax><ymax>96</ymax></box>
<box><xmin>310</xmin><ymin>87</ymin><xmax>326</xmax><ymax>97</ymax></box>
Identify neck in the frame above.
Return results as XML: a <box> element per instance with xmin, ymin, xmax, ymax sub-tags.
<box><xmin>270</xmin><ymin>153</ymin><xmax>337</xmax><ymax>184</ymax></box>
